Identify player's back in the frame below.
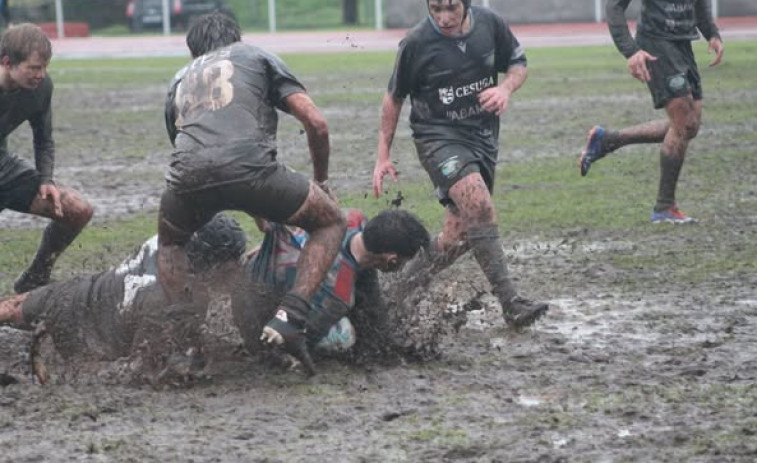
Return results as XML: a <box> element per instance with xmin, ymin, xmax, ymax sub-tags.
<box><xmin>171</xmin><ymin>42</ymin><xmax>301</xmax><ymax>159</ymax></box>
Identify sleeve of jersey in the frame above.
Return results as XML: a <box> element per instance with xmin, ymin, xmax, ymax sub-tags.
<box><xmin>606</xmin><ymin>0</ymin><xmax>640</xmax><ymax>58</ymax></box>
<box><xmin>265</xmin><ymin>52</ymin><xmax>307</xmax><ymax>113</ymax></box>
<box><xmin>695</xmin><ymin>0</ymin><xmax>720</xmax><ymax>41</ymax></box>
<box><xmin>495</xmin><ymin>19</ymin><xmax>527</xmax><ymax>73</ymax></box>
<box><xmin>387</xmin><ymin>39</ymin><xmax>414</xmax><ymax>100</ymax></box>
<box><xmin>164</xmin><ymin>80</ymin><xmax>180</xmax><ymax>147</ymax></box>
<box><xmin>30</xmin><ymin>82</ymin><xmax>55</xmax><ymax>184</ymax></box>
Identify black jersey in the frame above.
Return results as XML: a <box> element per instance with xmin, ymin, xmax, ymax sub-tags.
<box><xmin>21</xmin><ymin>236</ymin><xmax>164</xmax><ymax>359</ymax></box>
<box><xmin>164</xmin><ymin>42</ymin><xmax>306</xmax><ymax>192</ymax></box>
<box><xmin>388</xmin><ymin>6</ymin><xmax>526</xmax><ymax>154</ymax></box>
<box><xmin>0</xmin><ymin>75</ymin><xmax>55</xmax><ymax>184</ymax></box>
<box><xmin>607</xmin><ymin>0</ymin><xmax>720</xmax><ymax>58</ymax></box>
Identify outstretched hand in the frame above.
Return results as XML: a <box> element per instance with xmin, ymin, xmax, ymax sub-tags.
<box><xmin>627</xmin><ymin>50</ymin><xmax>657</xmax><ymax>83</ymax></box>
<box><xmin>372</xmin><ymin>157</ymin><xmax>398</xmax><ymax>198</ymax></box>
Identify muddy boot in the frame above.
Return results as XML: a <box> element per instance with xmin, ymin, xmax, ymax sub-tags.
<box><xmin>502</xmin><ymin>296</ymin><xmax>549</xmax><ymax>329</ymax></box>
<box><xmin>260</xmin><ymin>292</ymin><xmax>316</xmax><ymax>376</ymax></box>
<box><xmin>469</xmin><ymin>224</ymin><xmax>548</xmax><ymax>329</ymax></box>
<box><xmin>14</xmin><ymin>221</ymin><xmax>80</xmax><ymax>293</ymax></box>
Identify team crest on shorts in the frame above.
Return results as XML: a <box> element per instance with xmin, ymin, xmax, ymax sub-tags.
<box><xmin>439</xmin><ymin>156</ymin><xmax>461</xmax><ymax>177</ymax></box>
<box><xmin>438</xmin><ymin>86</ymin><xmax>455</xmax><ymax>105</ymax></box>
<box><xmin>667</xmin><ymin>74</ymin><xmax>687</xmax><ymax>92</ymax></box>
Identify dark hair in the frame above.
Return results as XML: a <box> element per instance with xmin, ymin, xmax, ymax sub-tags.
<box><xmin>185</xmin><ymin>213</ymin><xmax>246</xmax><ymax>272</ymax></box>
<box><xmin>363</xmin><ymin>210</ymin><xmax>430</xmax><ymax>258</ymax></box>
<box><xmin>186</xmin><ymin>12</ymin><xmax>241</xmax><ymax>58</ymax></box>
<box><xmin>427</xmin><ymin>0</ymin><xmax>470</xmax><ymax>8</ymax></box>
<box><xmin>0</xmin><ymin>23</ymin><xmax>52</xmax><ymax>65</ymax></box>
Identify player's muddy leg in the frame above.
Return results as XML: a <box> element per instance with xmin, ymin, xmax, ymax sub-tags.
<box><xmin>15</xmin><ymin>187</ymin><xmax>94</xmax><ymax>293</ymax></box>
<box><xmin>157</xmin><ymin>189</ymin><xmax>208</xmax><ymax>304</ymax></box>
<box><xmin>655</xmin><ymin>97</ymin><xmax>700</xmax><ymax>212</ymax></box>
<box><xmin>157</xmin><ymin>243</ymin><xmax>194</xmax><ymax>304</ymax></box>
<box><xmin>603</xmin><ymin>119</ymin><xmax>670</xmax><ymax>153</ymax></box>
<box><xmin>449</xmin><ymin>173</ymin><xmax>547</xmax><ymax>328</ymax></box>
<box><xmin>262</xmin><ymin>182</ymin><xmax>345</xmax><ymax>375</ymax></box>
<box><xmin>284</xmin><ymin>183</ymin><xmax>345</xmax><ymax>301</ymax></box>
<box><xmin>0</xmin><ymin>294</ymin><xmax>27</xmax><ymax>326</ymax></box>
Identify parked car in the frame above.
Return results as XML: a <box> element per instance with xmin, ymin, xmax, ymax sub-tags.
<box><xmin>126</xmin><ymin>0</ymin><xmax>234</xmax><ymax>32</ymax></box>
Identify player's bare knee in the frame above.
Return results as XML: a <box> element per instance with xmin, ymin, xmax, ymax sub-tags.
<box><xmin>683</xmin><ymin>118</ymin><xmax>700</xmax><ymax>140</ymax></box>
<box><xmin>59</xmin><ymin>189</ymin><xmax>94</xmax><ymax>227</ymax></box>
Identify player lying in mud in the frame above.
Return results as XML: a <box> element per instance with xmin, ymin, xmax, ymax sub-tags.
<box><xmin>0</xmin><ymin>209</ymin><xmax>431</xmax><ymax>383</ymax></box>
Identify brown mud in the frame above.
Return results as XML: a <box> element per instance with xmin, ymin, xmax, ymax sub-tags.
<box><xmin>2</xmin><ymin>54</ymin><xmax>757</xmax><ymax>462</ymax></box>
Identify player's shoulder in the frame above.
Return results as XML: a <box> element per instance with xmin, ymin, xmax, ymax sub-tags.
<box><xmin>403</xmin><ymin>17</ymin><xmax>436</xmax><ymax>46</ymax></box>
<box><xmin>471</xmin><ymin>5</ymin><xmax>509</xmax><ymax>29</ymax></box>
<box><xmin>31</xmin><ymin>74</ymin><xmax>54</xmax><ymax>100</ymax></box>
<box><xmin>169</xmin><ymin>63</ymin><xmax>190</xmax><ymax>88</ymax></box>
<box><xmin>230</xmin><ymin>41</ymin><xmax>279</xmax><ymax>64</ymax></box>
<box><xmin>344</xmin><ymin>208</ymin><xmax>367</xmax><ymax>230</ymax></box>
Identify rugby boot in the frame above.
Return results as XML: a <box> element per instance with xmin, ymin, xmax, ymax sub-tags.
<box><xmin>502</xmin><ymin>296</ymin><xmax>549</xmax><ymax>329</ymax></box>
<box><xmin>579</xmin><ymin>125</ymin><xmax>608</xmax><ymax>177</ymax></box>
<box><xmin>14</xmin><ymin>221</ymin><xmax>82</xmax><ymax>293</ymax></box>
<box><xmin>14</xmin><ymin>264</ymin><xmax>53</xmax><ymax>294</ymax></box>
<box><xmin>650</xmin><ymin>203</ymin><xmax>696</xmax><ymax>224</ymax></box>
<box><xmin>261</xmin><ymin>292</ymin><xmax>316</xmax><ymax>376</ymax></box>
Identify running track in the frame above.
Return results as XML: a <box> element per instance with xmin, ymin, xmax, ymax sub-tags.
<box><xmin>52</xmin><ymin>16</ymin><xmax>757</xmax><ymax>59</ymax></box>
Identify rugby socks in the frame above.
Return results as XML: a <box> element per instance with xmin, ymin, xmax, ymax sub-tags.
<box><xmin>15</xmin><ymin>222</ymin><xmax>80</xmax><ymax>293</ymax></box>
<box><xmin>655</xmin><ymin>152</ymin><xmax>684</xmax><ymax>212</ymax></box>
<box><xmin>468</xmin><ymin>224</ymin><xmax>517</xmax><ymax>306</ymax></box>
<box><xmin>602</xmin><ymin>129</ymin><xmax>622</xmax><ymax>154</ymax></box>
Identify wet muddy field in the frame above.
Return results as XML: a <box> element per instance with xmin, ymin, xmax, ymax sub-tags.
<box><xmin>2</xmin><ymin>48</ymin><xmax>757</xmax><ymax>461</ymax></box>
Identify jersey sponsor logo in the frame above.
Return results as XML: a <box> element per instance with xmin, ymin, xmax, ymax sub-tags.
<box><xmin>446</xmin><ymin>103</ymin><xmax>484</xmax><ymax>120</ymax></box>
<box><xmin>439</xmin><ymin>155</ymin><xmax>461</xmax><ymax>178</ymax></box>
<box><xmin>664</xmin><ymin>2</ymin><xmax>694</xmax><ymax>13</ymax></box>
<box><xmin>439</xmin><ymin>86</ymin><xmax>455</xmax><ymax>105</ymax></box>
<box><xmin>437</xmin><ymin>76</ymin><xmax>495</xmax><ymax>106</ymax></box>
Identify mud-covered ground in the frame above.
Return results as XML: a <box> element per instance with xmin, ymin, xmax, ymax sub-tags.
<box><xmin>2</xmin><ymin>45</ymin><xmax>757</xmax><ymax>461</ymax></box>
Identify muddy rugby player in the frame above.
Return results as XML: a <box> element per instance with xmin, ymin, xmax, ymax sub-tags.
<box><xmin>0</xmin><ymin>209</ymin><xmax>429</xmax><ymax>380</ymax></box>
<box><xmin>0</xmin><ymin>214</ymin><xmax>246</xmax><ymax>382</ymax></box>
<box><xmin>579</xmin><ymin>0</ymin><xmax>724</xmax><ymax>223</ymax></box>
<box><xmin>0</xmin><ymin>23</ymin><xmax>94</xmax><ymax>293</ymax></box>
<box><xmin>233</xmin><ymin>208</ymin><xmax>429</xmax><ymax>361</ymax></box>
<box><xmin>373</xmin><ymin>0</ymin><xmax>548</xmax><ymax>328</ymax></box>
<box><xmin>159</xmin><ymin>13</ymin><xmax>346</xmax><ymax>374</ymax></box>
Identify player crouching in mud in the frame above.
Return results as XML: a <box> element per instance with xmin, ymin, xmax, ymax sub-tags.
<box><xmin>0</xmin><ymin>209</ymin><xmax>430</xmax><ymax>383</ymax></box>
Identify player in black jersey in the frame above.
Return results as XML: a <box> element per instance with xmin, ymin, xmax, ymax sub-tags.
<box><xmin>579</xmin><ymin>0</ymin><xmax>724</xmax><ymax>224</ymax></box>
<box><xmin>0</xmin><ymin>214</ymin><xmax>246</xmax><ymax>381</ymax></box>
<box><xmin>0</xmin><ymin>23</ymin><xmax>94</xmax><ymax>293</ymax></box>
<box><xmin>372</xmin><ymin>0</ymin><xmax>548</xmax><ymax>329</ymax></box>
<box><xmin>160</xmin><ymin>13</ymin><xmax>345</xmax><ymax>375</ymax></box>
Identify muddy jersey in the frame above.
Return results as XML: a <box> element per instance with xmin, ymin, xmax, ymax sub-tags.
<box><xmin>22</xmin><ymin>236</ymin><xmax>164</xmax><ymax>359</ymax></box>
<box><xmin>607</xmin><ymin>0</ymin><xmax>720</xmax><ymax>58</ymax></box>
<box><xmin>388</xmin><ymin>6</ymin><xmax>526</xmax><ymax>154</ymax></box>
<box><xmin>164</xmin><ymin>42</ymin><xmax>306</xmax><ymax>192</ymax></box>
<box><xmin>248</xmin><ymin>209</ymin><xmax>366</xmax><ymax>323</ymax></box>
<box><xmin>0</xmin><ymin>75</ymin><xmax>55</xmax><ymax>184</ymax></box>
